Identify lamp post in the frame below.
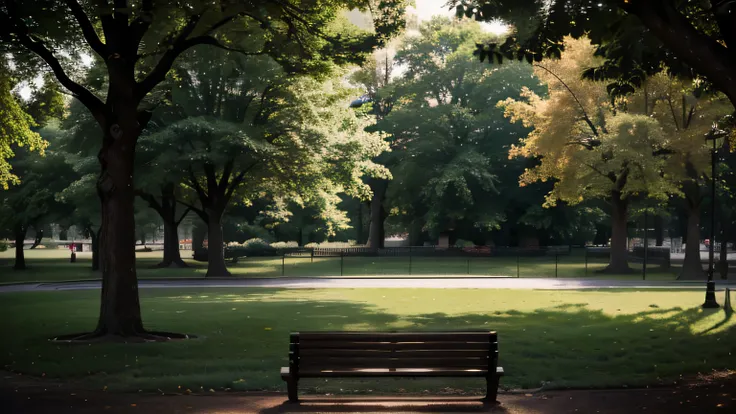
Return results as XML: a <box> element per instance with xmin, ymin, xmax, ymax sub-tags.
<box><xmin>704</xmin><ymin>129</ymin><xmax>722</xmax><ymax>309</ymax></box>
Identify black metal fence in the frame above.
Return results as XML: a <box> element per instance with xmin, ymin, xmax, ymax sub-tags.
<box><xmin>190</xmin><ymin>245</ymin><xmax>680</xmax><ymax>278</ymax></box>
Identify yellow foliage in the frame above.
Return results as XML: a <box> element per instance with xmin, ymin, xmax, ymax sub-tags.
<box><xmin>498</xmin><ymin>36</ymin><xmax>733</xmax><ymax>207</ymax></box>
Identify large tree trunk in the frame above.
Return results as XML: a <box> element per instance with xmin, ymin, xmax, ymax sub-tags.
<box><xmin>679</xmin><ymin>194</ymin><xmax>706</xmax><ymax>280</ymax></box>
<box><xmin>92</xmin><ymin>116</ymin><xmax>144</xmax><ymax>336</ymax></box>
<box><xmin>206</xmin><ymin>211</ymin><xmax>230</xmax><ymax>277</ymax></box>
<box><xmin>368</xmin><ymin>179</ymin><xmax>388</xmax><ymax>249</ymax></box>
<box><xmin>13</xmin><ymin>224</ymin><xmax>26</xmax><ymax>270</ymax></box>
<box><xmin>602</xmin><ymin>192</ymin><xmax>632</xmax><ymax>273</ymax></box>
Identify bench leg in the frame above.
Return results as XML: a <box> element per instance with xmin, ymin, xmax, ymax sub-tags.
<box><xmin>287</xmin><ymin>379</ymin><xmax>299</xmax><ymax>402</ymax></box>
<box><xmin>484</xmin><ymin>376</ymin><xmax>500</xmax><ymax>403</ymax></box>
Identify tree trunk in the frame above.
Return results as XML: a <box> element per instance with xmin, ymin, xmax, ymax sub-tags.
<box><xmin>679</xmin><ymin>205</ymin><xmax>705</xmax><ymax>279</ymax></box>
<box><xmin>368</xmin><ymin>179</ymin><xmax>388</xmax><ymax>249</ymax></box>
<box><xmin>13</xmin><ymin>224</ymin><xmax>26</xmax><ymax>270</ymax></box>
<box><xmin>91</xmin><ymin>226</ymin><xmax>101</xmax><ymax>272</ymax></box>
<box><xmin>355</xmin><ymin>203</ymin><xmax>364</xmax><ymax>245</ymax></box>
<box><xmin>29</xmin><ymin>227</ymin><xmax>43</xmax><ymax>249</ymax></box>
<box><xmin>160</xmin><ymin>219</ymin><xmax>187</xmax><ymax>268</ymax></box>
<box><xmin>654</xmin><ymin>216</ymin><xmax>664</xmax><ymax>247</ymax></box>
<box><xmin>602</xmin><ymin>192</ymin><xmax>632</xmax><ymax>273</ymax></box>
<box><xmin>679</xmin><ymin>198</ymin><xmax>706</xmax><ymax>279</ymax></box>
<box><xmin>192</xmin><ymin>219</ymin><xmax>207</xmax><ymax>261</ymax></box>
<box><xmin>206</xmin><ymin>211</ymin><xmax>230</xmax><ymax>277</ymax></box>
<box><xmin>93</xmin><ymin>121</ymin><xmax>144</xmax><ymax>336</ymax></box>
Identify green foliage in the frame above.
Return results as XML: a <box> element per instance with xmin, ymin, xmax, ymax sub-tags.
<box><xmin>0</xmin><ymin>61</ymin><xmax>47</xmax><ymax>189</ymax></box>
<box><xmin>0</xmin><ymin>144</ymin><xmax>75</xmax><ymax>239</ymax></box>
<box><xmin>371</xmin><ymin>18</ymin><xmax>543</xmax><ymax>238</ymax></box>
<box><xmin>0</xmin><ymin>239</ymin><xmax>7</xmax><ymax>252</ymax></box>
<box><xmin>142</xmin><ymin>45</ymin><xmax>389</xmax><ymax>237</ymax></box>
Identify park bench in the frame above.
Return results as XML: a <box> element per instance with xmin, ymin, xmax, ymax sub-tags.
<box><xmin>280</xmin><ymin>331</ymin><xmax>504</xmax><ymax>403</ymax></box>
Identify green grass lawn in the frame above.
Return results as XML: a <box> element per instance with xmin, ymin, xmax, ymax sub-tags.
<box><xmin>0</xmin><ymin>248</ymin><xmax>679</xmax><ymax>283</ymax></box>
<box><xmin>0</xmin><ymin>288</ymin><xmax>733</xmax><ymax>395</ymax></box>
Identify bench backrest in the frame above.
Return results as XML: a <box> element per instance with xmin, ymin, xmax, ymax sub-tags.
<box><xmin>289</xmin><ymin>331</ymin><xmax>497</xmax><ymax>373</ymax></box>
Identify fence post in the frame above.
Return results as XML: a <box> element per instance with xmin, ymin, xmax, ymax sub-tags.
<box><xmin>282</xmin><ymin>254</ymin><xmax>285</xmax><ymax>277</ymax></box>
<box><xmin>311</xmin><ymin>248</ymin><xmax>314</xmax><ymax>263</ymax></box>
<box><xmin>643</xmin><ymin>211</ymin><xmax>648</xmax><ymax>281</ymax></box>
<box><xmin>340</xmin><ymin>252</ymin><xmax>344</xmax><ymax>276</ymax></box>
<box><xmin>467</xmin><ymin>257</ymin><xmax>470</xmax><ymax>275</ymax></box>
<box><xmin>516</xmin><ymin>252</ymin><xmax>520</xmax><ymax>278</ymax></box>
<box><xmin>555</xmin><ymin>253</ymin><xmax>558</xmax><ymax>278</ymax></box>
<box><xmin>409</xmin><ymin>247</ymin><xmax>412</xmax><ymax>275</ymax></box>
<box><xmin>725</xmin><ymin>288</ymin><xmax>733</xmax><ymax>313</ymax></box>
<box><xmin>584</xmin><ymin>248</ymin><xmax>588</xmax><ymax>277</ymax></box>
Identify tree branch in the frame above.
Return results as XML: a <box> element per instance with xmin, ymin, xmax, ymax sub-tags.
<box><xmin>219</xmin><ymin>159</ymin><xmax>234</xmax><ymax>194</ymax></box>
<box><xmin>4</xmin><ymin>28</ymin><xmax>106</xmax><ymax>122</ymax></box>
<box><xmin>135</xmin><ymin>13</ymin><xmax>204</xmax><ymax>100</ymax></box>
<box><xmin>135</xmin><ymin>11</ymin><xmax>268</xmax><ymax>101</ymax></box>
<box><xmin>535</xmin><ymin>63</ymin><xmax>599</xmax><ymax>137</ymax></box>
<box><xmin>64</xmin><ymin>0</ymin><xmax>107</xmax><ymax>57</ymax></box>
<box><xmin>175</xmin><ymin>207</ymin><xmax>191</xmax><ymax>226</ymax></box>
<box><xmin>129</xmin><ymin>0</ymin><xmax>154</xmax><ymax>48</ymax></box>
<box><xmin>224</xmin><ymin>162</ymin><xmax>259</xmax><ymax>202</ymax></box>
<box><xmin>184</xmin><ymin>166</ymin><xmax>209</xmax><ymax>206</ymax></box>
<box><xmin>135</xmin><ymin>189</ymin><xmax>163</xmax><ymax>215</ymax></box>
<box><xmin>177</xmin><ymin>199</ymin><xmax>208</xmax><ymax>222</ymax></box>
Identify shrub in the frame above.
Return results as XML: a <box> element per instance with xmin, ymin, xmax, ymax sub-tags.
<box><xmin>0</xmin><ymin>240</ymin><xmax>7</xmax><ymax>252</ymax></box>
<box><xmin>304</xmin><ymin>241</ymin><xmax>355</xmax><ymax>248</ymax></box>
<box><xmin>241</xmin><ymin>238</ymin><xmax>272</xmax><ymax>250</ymax></box>
<box><xmin>270</xmin><ymin>241</ymin><xmax>299</xmax><ymax>249</ymax></box>
<box><xmin>454</xmin><ymin>239</ymin><xmax>475</xmax><ymax>248</ymax></box>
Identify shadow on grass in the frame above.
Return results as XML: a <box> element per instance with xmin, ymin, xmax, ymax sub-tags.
<box><xmin>0</xmin><ymin>288</ymin><xmax>734</xmax><ymax>394</ymax></box>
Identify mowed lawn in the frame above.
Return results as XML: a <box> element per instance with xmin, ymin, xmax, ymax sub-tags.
<box><xmin>0</xmin><ymin>288</ymin><xmax>733</xmax><ymax>395</ymax></box>
<box><xmin>0</xmin><ymin>248</ymin><xmax>679</xmax><ymax>283</ymax></box>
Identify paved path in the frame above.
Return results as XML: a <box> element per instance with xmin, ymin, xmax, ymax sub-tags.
<box><xmin>1</xmin><ymin>277</ymin><xmax>735</xmax><ymax>293</ymax></box>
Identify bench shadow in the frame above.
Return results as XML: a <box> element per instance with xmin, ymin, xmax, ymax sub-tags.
<box><xmin>259</xmin><ymin>398</ymin><xmax>507</xmax><ymax>413</ymax></box>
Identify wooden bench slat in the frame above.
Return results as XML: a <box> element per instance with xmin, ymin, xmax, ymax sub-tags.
<box><xmin>298</xmin><ymin>349</ymin><xmax>493</xmax><ymax>358</ymax></box>
<box><xmin>297</xmin><ymin>332</ymin><xmax>495</xmax><ymax>342</ymax></box>
<box><xmin>297</xmin><ymin>368</ymin><xmax>490</xmax><ymax>378</ymax></box>
<box><xmin>301</xmin><ymin>357</ymin><xmax>489</xmax><ymax>369</ymax></box>
<box><xmin>296</xmin><ymin>341</ymin><xmax>495</xmax><ymax>350</ymax></box>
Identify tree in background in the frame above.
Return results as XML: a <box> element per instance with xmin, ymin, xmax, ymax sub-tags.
<box><xmin>500</xmin><ymin>37</ymin><xmax>676</xmax><ymax>273</ymax></box>
<box><xmin>628</xmin><ymin>73</ymin><xmax>731</xmax><ymax>279</ymax></box>
<box><xmin>0</xmin><ymin>0</ymin><xmax>404</xmax><ymax>338</ymax></box>
<box><xmin>0</xmin><ymin>134</ymin><xmax>75</xmax><ymax>269</ymax></box>
<box><xmin>373</xmin><ymin>18</ymin><xmax>546</xmax><ymax>245</ymax></box>
<box><xmin>145</xmin><ymin>47</ymin><xmax>389</xmax><ymax>276</ymax></box>
<box><xmin>350</xmin><ymin>47</ymin><xmax>401</xmax><ymax>248</ymax></box>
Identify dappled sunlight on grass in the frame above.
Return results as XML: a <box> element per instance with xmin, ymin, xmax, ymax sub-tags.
<box><xmin>0</xmin><ymin>288</ymin><xmax>734</xmax><ymax>393</ymax></box>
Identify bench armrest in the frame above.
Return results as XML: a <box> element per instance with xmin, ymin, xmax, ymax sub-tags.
<box><xmin>496</xmin><ymin>367</ymin><xmax>505</xmax><ymax>377</ymax></box>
